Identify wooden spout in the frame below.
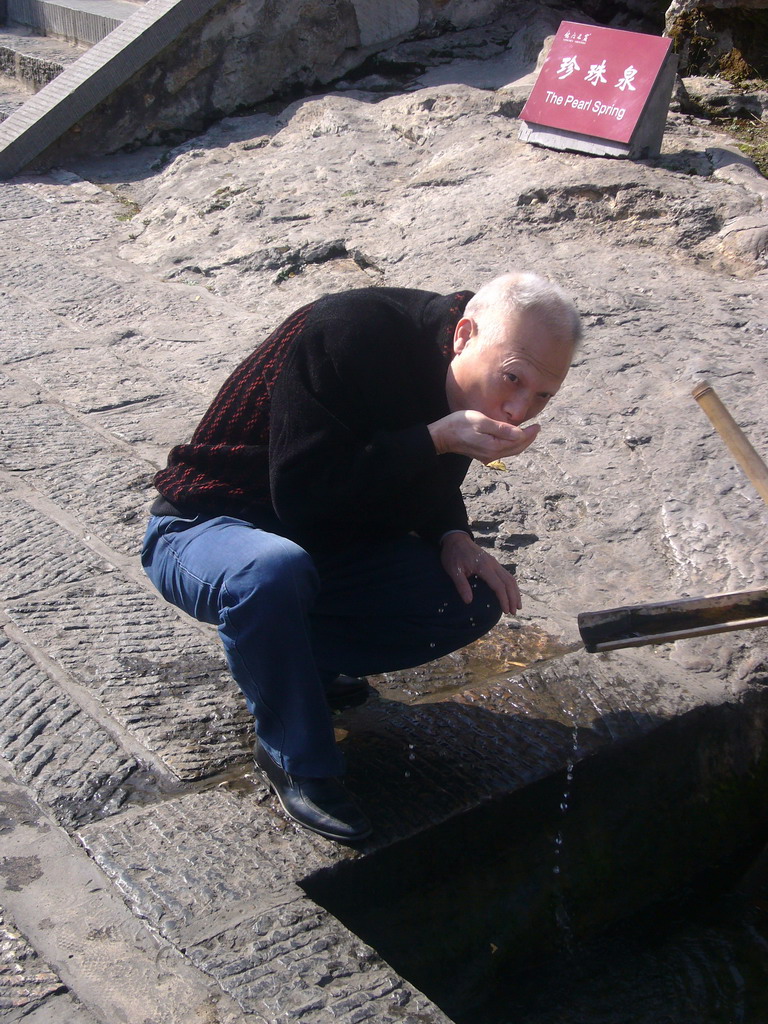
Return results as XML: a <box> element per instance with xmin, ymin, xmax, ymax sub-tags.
<box><xmin>692</xmin><ymin>382</ymin><xmax>768</xmax><ymax>507</ymax></box>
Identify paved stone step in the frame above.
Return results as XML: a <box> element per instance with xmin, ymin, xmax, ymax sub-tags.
<box><xmin>79</xmin><ymin>788</ymin><xmax>452</xmax><ymax>1024</ymax></box>
<box><xmin>3</xmin><ymin>569</ymin><xmax>251</xmax><ymax>779</ymax></box>
<box><xmin>0</xmin><ymin>483</ymin><xmax>252</xmax><ymax>785</ymax></box>
<box><xmin>0</xmin><ymin>395</ymin><xmax>158</xmax><ymax>554</ymax></box>
<box><xmin>0</xmin><ymin>633</ymin><xmax>143</xmax><ymax>829</ymax></box>
<box><xmin>0</xmin><ymin>761</ymin><xmax>246</xmax><ymax>1024</ymax></box>
<box><xmin>6</xmin><ymin>0</ymin><xmax>144</xmax><ymax>45</ymax></box>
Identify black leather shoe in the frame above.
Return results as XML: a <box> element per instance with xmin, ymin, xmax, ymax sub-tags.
<box><xmin>254</xmin><ymin>740</ymin><xmax>372</xmax><ymax>842</ymax></box>
<box><xmin>324</xmin><ymin>674</ymin><xmax>373</xmax><ymax>711</ymax></box>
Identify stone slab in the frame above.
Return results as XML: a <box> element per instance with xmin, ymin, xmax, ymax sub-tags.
<box><xmin>0</xmin><ymin>463</ymin><xmax>249</xmax><ymax>790</ymax></box>
<box><xmin>0</xmin><ymin>486</ymin><xmax>112</xmax><ymax>600</ymax></box>
<box><xmin>0</xmin><ymin>396</ymin><xmax>105</xmax><ymax>472</ymax></box>
<box><xmin>76</xmin><ymin>650</ymin><xmax>768</xmax><ymax>1022</ymax></box>
<box><xmin>8</xmin><ymin>345</ymin><xmax>209</xmax><ymax>456</ymax></box>
<box><xmin>92</xmin><ymin>394</ymin><xmax>210</xmax><ymax>458</ymax></box>
<box><xmin>334</xmin><ymin>647</ymin><xmax>702</xmax><ymax>843</ymax></box>
<box><xmin>80</xmin><ymin>645</ymin><xmax>703</xmax><ymax>867</ymax></box>
<box><xmin>184</xmin><ymin>911</ymin><xmax>432</xmax><ymax>1024</ymax></box>
<box><xmin>0</xmin><ymin>396</ymin><xmax>156</xmax><ymax>554</ymax></box>
<box><xmin>0</xmin><ymin>759</ymin><xmax>245</xmax><ymax>1024</ymax></box>
<box><xmin>78</xmin><ymin>788</ymin><xmax>453</xmax><ymax>1024</ymax></box>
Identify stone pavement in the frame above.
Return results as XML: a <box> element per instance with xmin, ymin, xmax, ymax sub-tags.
<box><xmin>2</xmin><ymin>70</ymin><xmax>768</xmax><ymax>1023</ymax></box>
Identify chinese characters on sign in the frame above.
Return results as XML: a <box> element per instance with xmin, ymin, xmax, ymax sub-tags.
<box><xmin>556</xmin><ymin>53</ymin><xmax>638</xmax><ymax>93</ymax></box>
<box><xmin>520</xmin><ymin>21</ymin><xmax>673</xmax><ymax>148</ymax></box>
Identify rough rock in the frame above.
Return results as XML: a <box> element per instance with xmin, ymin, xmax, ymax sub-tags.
<box><xmin>666</xmin><ymin>0</ymin><xmax>768</xmax><ymax>79</ymax></box>
<box><xmin>667</xmin><ymin>0</ymin><xmax>768</xmax><ymax>14</ymax></box>
<box><xmin>677</xmin><ymin>75</ymin><xmax>768</xmax><ymax>119</ymax></box>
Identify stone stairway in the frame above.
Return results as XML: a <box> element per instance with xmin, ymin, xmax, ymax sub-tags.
<box><xmin>0</xmin><ymin>0</ymin><xmax>143</xmax><ymax>121</ymax></box>
<box><xmin>0</xmin><ymin>0</ymin><xmax>221</xmax><ymax>177</ymax></box>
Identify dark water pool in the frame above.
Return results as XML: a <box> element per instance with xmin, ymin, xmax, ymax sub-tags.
<box><xmin>475</xmin><ymin>845</ymin><xmax>768</xmax><ymax>1024</ymax></box>
<box><xmin>306</xmin><ymin>692</ymin><xmax>768</xmax><ymax>1024</ymax></box>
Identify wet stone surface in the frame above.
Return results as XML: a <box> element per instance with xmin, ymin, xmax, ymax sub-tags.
<box><xmin>0</xmin><ymin>910</ymin><xmax>65</xmax><ymax>1019</ymax></box>
<box><xmin>335</xmin><ymin>647</ymin><xmax>699</xmax><ymax>844</ymax></box>
<box><xmin>369</xmin><ymin>620</ymin><xmax>576</xmax><ymax>704</ymax></box>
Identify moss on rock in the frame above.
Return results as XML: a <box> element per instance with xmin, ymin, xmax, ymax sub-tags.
<box><xmin>670</xmin><ymin>7</ymin><xmax>768</xmax><ymax>81</ymax></box>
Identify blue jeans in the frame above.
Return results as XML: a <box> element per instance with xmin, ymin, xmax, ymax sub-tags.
<box><xmin>142</xmin><ymin>514</ymin><xmax>502</xmax><ymax>776</ymax></box>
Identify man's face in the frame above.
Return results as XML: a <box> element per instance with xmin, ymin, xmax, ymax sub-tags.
<box><xmin>445</xmin><ymin>309</ymin><xmax>574</xmax><ymax>425</ymax></box>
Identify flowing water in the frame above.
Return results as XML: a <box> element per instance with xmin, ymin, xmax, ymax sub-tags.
<box><xmin>551</xmin><ymin>718</ymin><xmax>580</xmax><ymax>957</ymax></box>
<box><xmin>370</xmin><ymin>620</ymin><xmax>576</xmax><ymax>704</ymax></box>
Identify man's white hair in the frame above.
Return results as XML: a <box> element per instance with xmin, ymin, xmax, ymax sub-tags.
<box><xmin>464</xmin><ymin>272</ymin><xmax>582</xmax><ymax>350</ymax></box>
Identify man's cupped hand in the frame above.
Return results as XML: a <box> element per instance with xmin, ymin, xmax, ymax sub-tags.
<box><xmin>428</xmin><ymin>410</ymin><xmax>540</xmax><ymax>463</ymax></box>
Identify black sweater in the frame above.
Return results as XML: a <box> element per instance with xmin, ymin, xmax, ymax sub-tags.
<box><xmin>152</xmin><ymin>287</ymin><xmax>474</xmax><ymax>550</ymax></box>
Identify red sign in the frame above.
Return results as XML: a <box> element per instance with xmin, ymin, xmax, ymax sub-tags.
<box><xmin>520</xmin><ymin>22</ymin><xmax>672</xmax><ymax>144</ymax></box>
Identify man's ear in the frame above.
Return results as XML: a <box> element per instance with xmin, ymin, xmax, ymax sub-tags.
<box><xmin>453</xmin><ymin>317</ymin><xmax>474</xmax><ymax>355</ymax></box>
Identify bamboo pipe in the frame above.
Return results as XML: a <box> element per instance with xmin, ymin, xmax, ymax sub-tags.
<box><xmin>691</xmin><ymin>382</ymin><xmax>768</xmax><ymax>508</ymax></box>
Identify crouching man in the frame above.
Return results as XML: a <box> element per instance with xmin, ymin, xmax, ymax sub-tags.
<box><xmin>142</xmin><ymin>271</ymin><xmax>581</xmax><ymax>841</ymax></box>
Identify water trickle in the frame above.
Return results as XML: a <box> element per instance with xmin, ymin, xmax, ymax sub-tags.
<box><xmin>552</xmin><ymin>718</ymin><xmax>581</xmax><ymax>955</ymax></box>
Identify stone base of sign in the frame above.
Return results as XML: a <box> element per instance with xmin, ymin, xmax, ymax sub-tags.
<box><xmin>518</xmin><ymin>121</ymin><xmax>633</xmax><ymax>157</ymax></box>
<box><xmin>519</xmin><ymin>50</ymin><xmax>678</xmax><ymax>159</ymax></box>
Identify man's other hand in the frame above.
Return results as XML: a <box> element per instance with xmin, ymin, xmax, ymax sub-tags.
<box><xmin>440</xmin><ymin>531</ymin><xmax>521</xmax><ymax>614</ymax></box>
<box><xmin>428</xmin><ymin>410</ymin><xmax>540</xmax><ymax>463</ymax></box>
